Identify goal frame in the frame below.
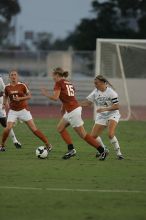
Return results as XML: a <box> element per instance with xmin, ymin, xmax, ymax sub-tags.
<box><xmin>95</xmin><ymin>38</ymin><xmax>146</xmax><ymax>121</ymax></box>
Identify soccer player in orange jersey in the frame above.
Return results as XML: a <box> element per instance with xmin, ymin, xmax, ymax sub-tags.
<box><xmin>0</xmin><ymin>76</ymin><xmax>21</xmax><ymax>148</ymax></box>
<box><xmin>41</xmin><ymin>67</ymin><xmax>108</xmax><ymax>160</ymax></box>
<box><xmin>0</xmin><ymin>70</ymin><xmax>52</xmax><ymax>152</ymax></box>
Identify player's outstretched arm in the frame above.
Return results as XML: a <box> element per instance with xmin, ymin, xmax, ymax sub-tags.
<box><xmin>79</xmin><ymin>100</ymin><xmax>92</xmax><ymax>107</ymax></box>
<box><xmin>41</xmin><ymin>88</ymin><xmax>60</xmax><ymax>101</ymax></box>
<box><xmin>2</xmin><ymin>95</ymin><xmax>8</xmax><ymax>109</ymax></box>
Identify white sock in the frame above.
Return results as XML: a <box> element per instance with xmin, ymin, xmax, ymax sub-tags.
<box><xmin>110</xmin><ymin>136</ymin><xmax>122</xmax><ymax>156</ymax></box>
<box><xmin>9</xmin><ymin>129</ymin><xmax>18</xmax><ymax>143</ymax></box>
<box><xmin>96</xmin><ymin>136</ymin><xmax>105</xmax><ymax>149</ymax></box>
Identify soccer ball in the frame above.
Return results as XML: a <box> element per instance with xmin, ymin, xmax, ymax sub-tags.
<box><xmin>36</xmin><ymin>146</ymin><xmax>48</xmax><ymax>159</ymax></box>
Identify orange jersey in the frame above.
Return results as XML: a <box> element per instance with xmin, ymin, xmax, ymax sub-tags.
<box><xmin>5</xmin><ymin>82</ymin><xmax>30</xmax><ymax>111</ymax></box>
<box><xmin>54</xmin><ymin>79</ymin><xmax>80</xmax><ymax>112</ymax></box>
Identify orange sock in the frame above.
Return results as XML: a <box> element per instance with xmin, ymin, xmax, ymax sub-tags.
<box><xmin>33</xmin><ymin>130</ymin><xmax>49</xmax><ymax>145</ymax></box>
<box><xmin>60</xmin><ymin>129</ymin><xmax>72</xmax><ymax>145</ymax></box>
<box><xmin>84</xmin><ymin>134</ymin><xmax>101</xmax><ymax>149</ymax></box>
<box><xmin>2</xmin><ymin>128</ymin><xmax>10</xmax><ymax>145</ymax></box>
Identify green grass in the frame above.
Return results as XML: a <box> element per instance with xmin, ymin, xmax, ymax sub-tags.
<box><xmin>0</xmin><ymin>119</ymin><xmax>146</xmax><ymax>220</ymax></box>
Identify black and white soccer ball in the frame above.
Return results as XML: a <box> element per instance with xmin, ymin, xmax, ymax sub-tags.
<box><xmin>36</xmin><ymin>146</ymin><xmax>48</xmax><ymax>159</ymax></box>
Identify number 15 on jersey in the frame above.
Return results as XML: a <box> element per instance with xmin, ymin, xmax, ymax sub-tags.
<box><xmin>66</xmin><ymin>85</ymin><xmax>75</xmax><ymax>96</ymax></box>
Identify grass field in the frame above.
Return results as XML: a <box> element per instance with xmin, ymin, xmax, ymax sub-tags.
<box><xmin>0</xmin><ymin>119</ymin><xmax>146</xmax><ymax>220</ymax></box>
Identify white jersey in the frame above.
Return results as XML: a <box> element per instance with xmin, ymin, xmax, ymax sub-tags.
<box><xmin>0</xmin><ymin>77</ymin><xmax>5</xmax><ymax>108</ymax></box>
<box><xmin>87</xmin><ymin>87</ymin><xmax>120</xmax><ymax>118</ymax></box>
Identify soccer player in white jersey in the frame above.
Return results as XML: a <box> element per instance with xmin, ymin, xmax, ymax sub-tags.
<box><xmin>81</xmin><ymin>75</ymin><xmax>124</xmax><ymax>160</ymax></box>
<box><xmin>0</xmin><ymin>76</ymin><xmax>21</xmax><ymax>148</ymax></box>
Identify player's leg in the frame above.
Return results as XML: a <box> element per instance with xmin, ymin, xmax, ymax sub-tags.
<box><xmin>69</xmin><ymin>107</ymin><xmax>108</xmax><ymax>160</ymax></box>
<box><xmin>0</xmin><ymin>117</ymin><xmax>21</xmax><ymax>148</ymax></box>
<box><xmin>57</xmin><ymin>116</ymin><xmax>76</xmax><ymax>159</ymax></box>
<box><xmin>19</xmin><ymin>109</ymin><xmax>52</xmax><ymax>150</ymax></box>
<box><xmin>9</xmin><ymin>129</ymin><xmax>22</xmax><ymax>148</ymax></box>
<box><xmin>90</xmin><ymin>123</ymin><xmax>108</xmax><ymax>157</ymax></box>
<box><xmin>73</xmin><ymin>125</ymin><xmax>108</xmax><ymax>160</ymax></box>
<box><xmin>108</xmin><ymin>119</ymin><xmax>124</xmax><ymax>160</ymax></box>
<box><xmin>0</xmin><ymin>122</ymin><xmax>15</xmax><ymax>151</ymax></box>
<box><xmin>0</xmin><ymin>110</ymin><xmax>18</xmax><ymax>151</ymax></box>
<box><xmin>67</xmin><ymin>107</ymin><xmax>108</xmax><ymax>160</ymax></box>
<box><xmin>92</xmin><ymin>115</ymin><xmax>109</xmax><ymax>148</ymax></box>
<box><xmin>91</xmin><ymin>123</ymin><xmax>106</xmax><ymax>146</ymax></box>
<box><xmin>25</xmin><ymin>119</ymin><xmax>52</xmax><ymax>151</ymax></box>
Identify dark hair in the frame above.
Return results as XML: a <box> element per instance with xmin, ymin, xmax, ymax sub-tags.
<box><xmin>53</xmin><ymin>67</ymin><xmax>69</xmax><ymax>78</ymax></box>
<box><xmin>95</xmin><ymin>75</ymin><xmax>114</xmax><ymax>89</ymax></box>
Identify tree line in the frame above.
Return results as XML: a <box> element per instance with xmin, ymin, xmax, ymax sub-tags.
<box><xmin>0</xmin><ymin>0</ymin><xmax>146</xmax><ymax>50</ymax></box>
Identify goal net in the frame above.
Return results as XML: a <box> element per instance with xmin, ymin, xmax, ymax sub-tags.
<box><xmin>95</xmin><ymin>39</ymin><xmax>146</xmax><ymax>120</ymax></box>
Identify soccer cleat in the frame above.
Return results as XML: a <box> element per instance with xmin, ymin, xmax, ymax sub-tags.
<box><xmin>96</xmin><ymin>146</ymin><xmax>109</xmax><ymax>158</ymax></box>
<box><xmin>117</xmin><ymin>155</ymin><xmax>124</xmax><ymax>160</ymax></box>
<box><xmin>45</xmin><ymin>144</ymin><xmax>53</xmax><ymax>152</ymax></box>
<box><xmin>14</xmin><ymin>142</ymin><xmax>22</xmax><ymax>149</ymax></box>
<box><xmin>96</xmin><ymin>151</ymin><xmax>101</xmax><ymax>158</ymax></box>
<box><xmin>62</xmin><ymin>149</ymin><xmax>76</xmax><ymax>160</ymax></box>
<box><xmin>0</xmin><ymin>146</ymin><xmax>6</xmax><ymax>152</ymax></box>
<box><xmin>98</xmin><ymin>149</ymin><xmax>109</xmax><ymax>161</ymax></box>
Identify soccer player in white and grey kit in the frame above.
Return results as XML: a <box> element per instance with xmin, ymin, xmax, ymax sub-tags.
<box><xmin>0</xmin><ymin>76</ymin><xmax>21</xmax><ymax>148</ymax></box>
<box><xmin>81</xmin><ymin>75</ymin><xmax>124</xmax><ymax>160</ymax></box>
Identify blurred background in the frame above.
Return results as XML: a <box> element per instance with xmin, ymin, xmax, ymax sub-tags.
<box><xmin>0</xmin><ymin>0</ymin><xmax>146</xmax><ymax>120</ymax></box>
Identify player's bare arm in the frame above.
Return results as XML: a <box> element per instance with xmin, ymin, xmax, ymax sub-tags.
<box><xmin>60</xmin><ymin>104</ymin><xmax>65</xmax><ymax>115</ymax></box>
<box><xmin>97</xmin><ymin>103</ymin><xmax>119</xmax><ymax>113</ymax></box>
<box><xmin>2</xmin><ymin>95</ymin><xmax>8</xmax><ymax>109</ymax></box>
<box><xmin>13</xmin><ymin>92</ymin><xmax>32</xmax><ymax>102</ymax></box>
<box><xmin>80</xmin><ymin>100</ymin><xmax>92</xmax><ymax>107</ymax></box>
<box><xmin>41</xmin><ymin>88</ymin><xmax>60</xmax><ymax>101</ymax></box>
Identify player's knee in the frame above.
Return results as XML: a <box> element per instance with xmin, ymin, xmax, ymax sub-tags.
<box><xmin>32</xmin><ymin>128</ymin><xmax>37</xmax><ymax>133</ymax></box>
<box><xmin>108</xmin><ymin>132</ymin><xmax>114</xmax><ymax>139</ymax></box>
<box><xmin>77</xmin><ymin>130</ymin><xmax>86</xmax><ymax>139</ymax></box>
<box><xmin>27</xmin><ymin>123</ymin><xmax>37</xmax><ymax>132</ymax></box>
<box><xmin>90</xmin><ymin>133</ymin><xmax>97</xmax><ymax>139</ymax></box>
<box><xmin>79</xmin><ymin>133</ymin><xmax>85</xmax><ymax>139</ymax></box>
<box><xmin>5</xmin><ymin>125</ymin><xmax>12</xmax><ymax>131</ymax></box>
<box><xmin>57</xmin><ymin>125</ymin><xmax>63</xmax><ymax>133</ymax></box>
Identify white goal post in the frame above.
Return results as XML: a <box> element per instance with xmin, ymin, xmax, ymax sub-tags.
<box><xmin>95</xmin><ymin>38</ymin><xmax>146</xmax><ymax>120</ymax></box>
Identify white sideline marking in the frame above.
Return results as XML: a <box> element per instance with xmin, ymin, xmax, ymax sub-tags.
<box><xmin>0</xmin><ymin>186</ymin><xmax>145</xmax><ymax>193</ymax></box>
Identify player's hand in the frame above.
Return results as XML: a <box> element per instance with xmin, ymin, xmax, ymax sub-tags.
<box><xmin>13</xmin><ymin>96</ymin><xmax>21</xmax><ymax>101</ymax></box>
<box><xmin>41</xmin><ymin>88</ymin><xmax>49</xmax><ymax>97</ymax></box>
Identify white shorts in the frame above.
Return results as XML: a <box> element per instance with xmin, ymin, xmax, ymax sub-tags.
<box><xmin>95</xmin><ymin>113</ymin><xmax>121</xmax><ymax>126</ymax></box>
<box><xmin>63</xmin><ymin>107</ymin><xmax>84</xmax><ymax>128</ymax></box>
<box><xmin>7</xmin><ymin>109</ymin><xmax>32</xmax><ymax>123</ymax></box>
<box><xmin>0</xmin><ymin>108</ymin><xmax>6</xmax><ymax>118</ymax></box>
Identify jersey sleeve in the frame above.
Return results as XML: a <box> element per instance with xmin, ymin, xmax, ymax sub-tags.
<box><xmin>54</xmin><ymin>81</ymin><xmax>61</xmax><ymax>91</ymax></box>
<box><xmin>86</xmin><ymin>89</ymin><xmax>96</xmax><ymax>103</ymax></box>
<box><xmin>109</xmin><ymin>89</ymin><xmax>119</xmax><ymax>104</ymax></box>
<box><xmin>0</xmin><ymin>77</ymin><xmax>5</xmax><ymax>92</ymax></box>
<box><xmin>23</xmin><ymin>83</ymin><xmax>30</xmax><ymax>94</ymax></box>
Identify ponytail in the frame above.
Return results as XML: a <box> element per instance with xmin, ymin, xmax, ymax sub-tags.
<box><xmin>62</xmin><ymin>71</ymin><xmax>69</xmax><ymax>78</ymax></box>
<box><xmin>53</xmin><ymin>67</ymin><xmax>69</xmax><ymax>78</ymax></box>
